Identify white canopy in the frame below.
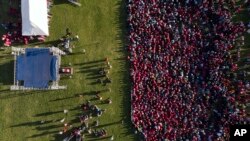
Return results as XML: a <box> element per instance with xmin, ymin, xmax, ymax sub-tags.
<box><xmin>21</xmin><ymin>0</ymin><xmax>49</xmax><ymax>36</ymax></box>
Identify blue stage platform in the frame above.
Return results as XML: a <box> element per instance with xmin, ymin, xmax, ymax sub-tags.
<box><xmin>16</xmin><ymin>48</ymin><xmax>57</xmax><ymax>88</ymax></box>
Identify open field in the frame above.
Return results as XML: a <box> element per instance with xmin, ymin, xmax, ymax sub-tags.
<box><xmin>0</xmin><ymin>0</ymin><xmax>138</xmax><ymax>141</ymax></box>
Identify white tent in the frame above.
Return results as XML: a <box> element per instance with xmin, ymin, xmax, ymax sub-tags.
<box><xmin>21</xmin><ymin>0</ymin><xmax>49</xmax><ymax>36</ymax></box>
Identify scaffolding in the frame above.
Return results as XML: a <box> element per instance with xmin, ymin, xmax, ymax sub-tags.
<box><xmin>10</xmin><ymin>47</ymin><xmax>67</xmax><ymax>90</ymax></box>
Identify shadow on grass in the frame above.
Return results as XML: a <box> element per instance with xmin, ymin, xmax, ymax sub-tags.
<box><xmin>36</xmin><ymin>124</ymin><xmax>62</xmax><ymax>131</ymax></box>
<box><xmin>77</xmin><ymin>89</ymin><xmax>110</xmax><ymax>96</ymax></box>
<box><xmin>0</xmin><ymin>89</ymin><xmax>10</xmax><ymax>93</ymax></box>
<box><xmin>34</xmin><ymin>110</ymin><xmax>63</xmax><ymax>117</ymax></box>
<box><xmin>27</xmin><ymin>130</ymin><xmax>59</xmax><ymax>138</ymax></box>
<box><xmin>49</xmin><ymin>95</ymin><xmax>78</xmax><ymax>102</ymax></box>
<box><xmin>30</xmin><ymin>40</ymin><xmax>60</xmax><ymax>47</ymax></box>
<box><xmin>86</xmin><ymin>75</ymin><xmax>105</xmax><ymax>80</ymax></box>
<box><xmin>53</xmin><ymin>0</ymin><xmax>68</xmax><ymax>5</ymax></box>
<box><xmin>77</xmin><ymin>68</ymin><xmax>100</xmax><ymax>74</ymax></box>
<box><xmin>74</xmin><ymin>59</ymin><xmax>105</xmax><ymax>66</ymax></box>
<box><xmin>95</xmin><ymin>121</ymin><xmax>121</xmax><ymax>128</ymax></box>
<box><xmin>10</xmin><ymin>121</ymin><xmax>44</xmax><ymax>128</ymax></box>
<box><xmin>69</xmin><ymin>105</ymin><xmax>80</xmax><ymax>111</ymax></box>
<box><xmin>0</xmin><ymin>90</ymin><xmax>46</xmax><ymax>99</ymax></box>
<box><xmin>79</xmin><ymin>64</ymin><xmax>101</xmax><ymax>70</ymax></box>
<box><xmin>114</xmin><ymin>57</ymin><xmax>126</xmax><ymax>61</ymax></box>
<box><xmin>87</xmin><ymin>136</ymin><xmax>112</xmax><ymax>141</ymax></box>
<box><xmin>78</xmin><ymin>91</ymin><xmax>96</xmax><ymax>96</ymax></box>
<box><xmin>0</xmin><ymin>55</ymin><xmax>12</xmax><ymax>59</ymax></box>
<box><xmin>0</xmin><ymin>60</ymin><xmax>14</xmax><ymax>85</ymax></box>
<box><xmin>82</xmin><ymin>42</ymin><xmax>100</xmax><ymax>48</ymax></box>
<box><xmin>69</xmin><ymin>52</ymin><xmax>85</xmax><ymax>56</ymax></box>
<box><xmin>112</xmin><ymin>0</ymin><xmax>139</xmax><ymax>140</ymax></box>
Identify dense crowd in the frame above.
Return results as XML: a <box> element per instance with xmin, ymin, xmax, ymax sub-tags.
<box><xmin>128</xmin><ymin>0</ymin><xmax>250</xmax><ymax>140</ymax></box>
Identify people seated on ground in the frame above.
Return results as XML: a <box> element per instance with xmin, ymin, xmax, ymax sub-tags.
<box><xmin>107</xmin><ymin>62</ymin><xmax>112</xmax><ymax>69</ymax></box>
<box><xmin>74</xmin><ymin>35</ymin><xmax>79</xmax><ymax>40</ymax></box>
<box><xmin>95</xmin><ymin>94</ymin><xmax>102</xmax><ymax>100</ymax></box>
<box><xmin>79</xmin><ymin>114</ymin><xmax>89</xmax><ymax>123</ymax></box>
<box><xmin>81</xmin><ymin>100</ymin><xmax>91</xmax><ymax>111</ymax></box>
<box><xmin>87</xmin><ymin>127</ymin><xmax>92</xmax><ymax>134</ymax></box>
<box><xmin>76</xmin><ymin>135</ymin><xmax>82</xmax><ymax>141</ymax></box>
<box><xmin>92</xmin><ymin>129</ymin><xmax>107</xmax><ymax>137</ymax></box>
<box><xmin>99</xmin><ymin>68</ymin><xmax>107</xmax><ymax>76</ymax></box>
<box><xmin>37</xmin><ymin>36</ymin><xmax>46</xmax><ymax>42</ymax></box>
<box><xmin>68</xmin><ymin>128</ymin><xmax>82</xmax><ymax>141</ymax></box>
<box><xmin>95</xmin><ymin>106</ymin><xmax>102</xmax><ymax>117</ymax></box>
<box><xmin>89</xmin><ymin>113</ymin><xmax>93</xmax><ymax>119</ymax></box>
<box><xmin>63</xmin><ymin>123</ymin><xmax>69</xmax><ymax>133</ymax></box>
<box><xmin>60</xmin><ymin>118</ymin><xmax>65</xmax><ymax>123</ymax></box>
<box><xmin>97</xmin><ymin>78</ymin><xmax>103</xmax><ymax>84</ymax></box>
<box><xmin>64</xmin><ymin>109</ymin><xmax>69</xmax><ymax>114</ymax></box>
<box><xmin>91</xmin><ymin>105</ymin><xmax>105</xmax><ymax>117</ymax></box>
<box><xmin>59</xmin><ymin>131</ymin><xmax>63</xmax><ymax>135</ymax></box>
<box><xmin>104</xmin><ymin>77</ymin><xmax>112</xmax><ymax>84</ymax></box>
<box><xmin>93</xmin><ymin>120</ymin><xmax>99</xmax><ymax>127</ymax></box>
<box><xmin>105</xmin><ymin>98</ymin><xmax>112</xmax><ymax>104</ymax></box>
<box><xmin>82</xmin><ymin>49</ymin><xmax>86</xmax><ymax>54</ymax></box>
<box><xmin>80</xmin><ymin>121</ymin><xmax>89</xmax><ymax>131</ymax></box>
<box><xmin>81</xmin><ymin>103</ymin><xmax>88</xmax><ymax>111</ymax></box>
<box><xmin>66</xmin><ymin>28</ymin><xmax>72</xmax><ymax>36</ymax></box>
<box><xmin>110</xmin><ymin>135</ymin><xmax>114</xmax><ymax>141</ymax></box>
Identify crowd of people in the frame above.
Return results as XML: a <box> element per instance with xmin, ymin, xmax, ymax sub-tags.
<box><xmin>1</xmin><ymin>0</ymin><xmax>53</xmax><ymax>46</ymax></box>
<box><xmin>60</xmin><ymin>99</ymin><xmax>109</xmax><ymax>141</ymax></box>
<box><xmin>53</xmin><ymin>55</ymin><xmax>115</xmax><ymax>141</ymax></box>
<box><xmin>128</xmin><ymin>0</ymin><xmax>250</xmax><ymax>140</ymax></box>
<box><xmin>59</xmin><ymin>59</ymin><xmax>114</xmax><ymax>141</ymax></box>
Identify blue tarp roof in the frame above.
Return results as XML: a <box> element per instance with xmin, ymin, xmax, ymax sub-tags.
<box><xmin>16</xmin><ymin>48</ymin><xmax>57</xmax><ymax>88</ymax></box>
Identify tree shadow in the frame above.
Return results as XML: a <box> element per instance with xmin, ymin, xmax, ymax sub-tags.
<box><xmin>0</xmin><ymin>60</ymin><xmax>14</xmax><ymax>85</ymax></box>
<box><xmin>113</xmin><ymin>0</ymin><xmax>139</xmax><ymax>140</ymax></box>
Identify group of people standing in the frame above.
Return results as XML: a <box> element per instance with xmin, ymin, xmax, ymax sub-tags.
<box><xmin>128</xmin><ymin>0</ymin><xmax>250</xmax><ymax>140</ymax></box>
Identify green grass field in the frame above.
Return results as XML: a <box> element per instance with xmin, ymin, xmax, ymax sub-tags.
<box><xmin>0</xmin><ymin>0</ymin><xmax>138</xmax><ymax>141</ymax></box>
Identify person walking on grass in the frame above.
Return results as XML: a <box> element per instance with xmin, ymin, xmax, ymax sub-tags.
<box><xmin>110</xmin><ymin>135</ymin><xmax>114</xmax><ymax>141</ymax></box>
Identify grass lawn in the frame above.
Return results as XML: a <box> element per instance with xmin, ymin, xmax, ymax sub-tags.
<box><xmin>0</xmin><ymin>0</ymin><xmax>138</xmax><ymax>141</ymax></box>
